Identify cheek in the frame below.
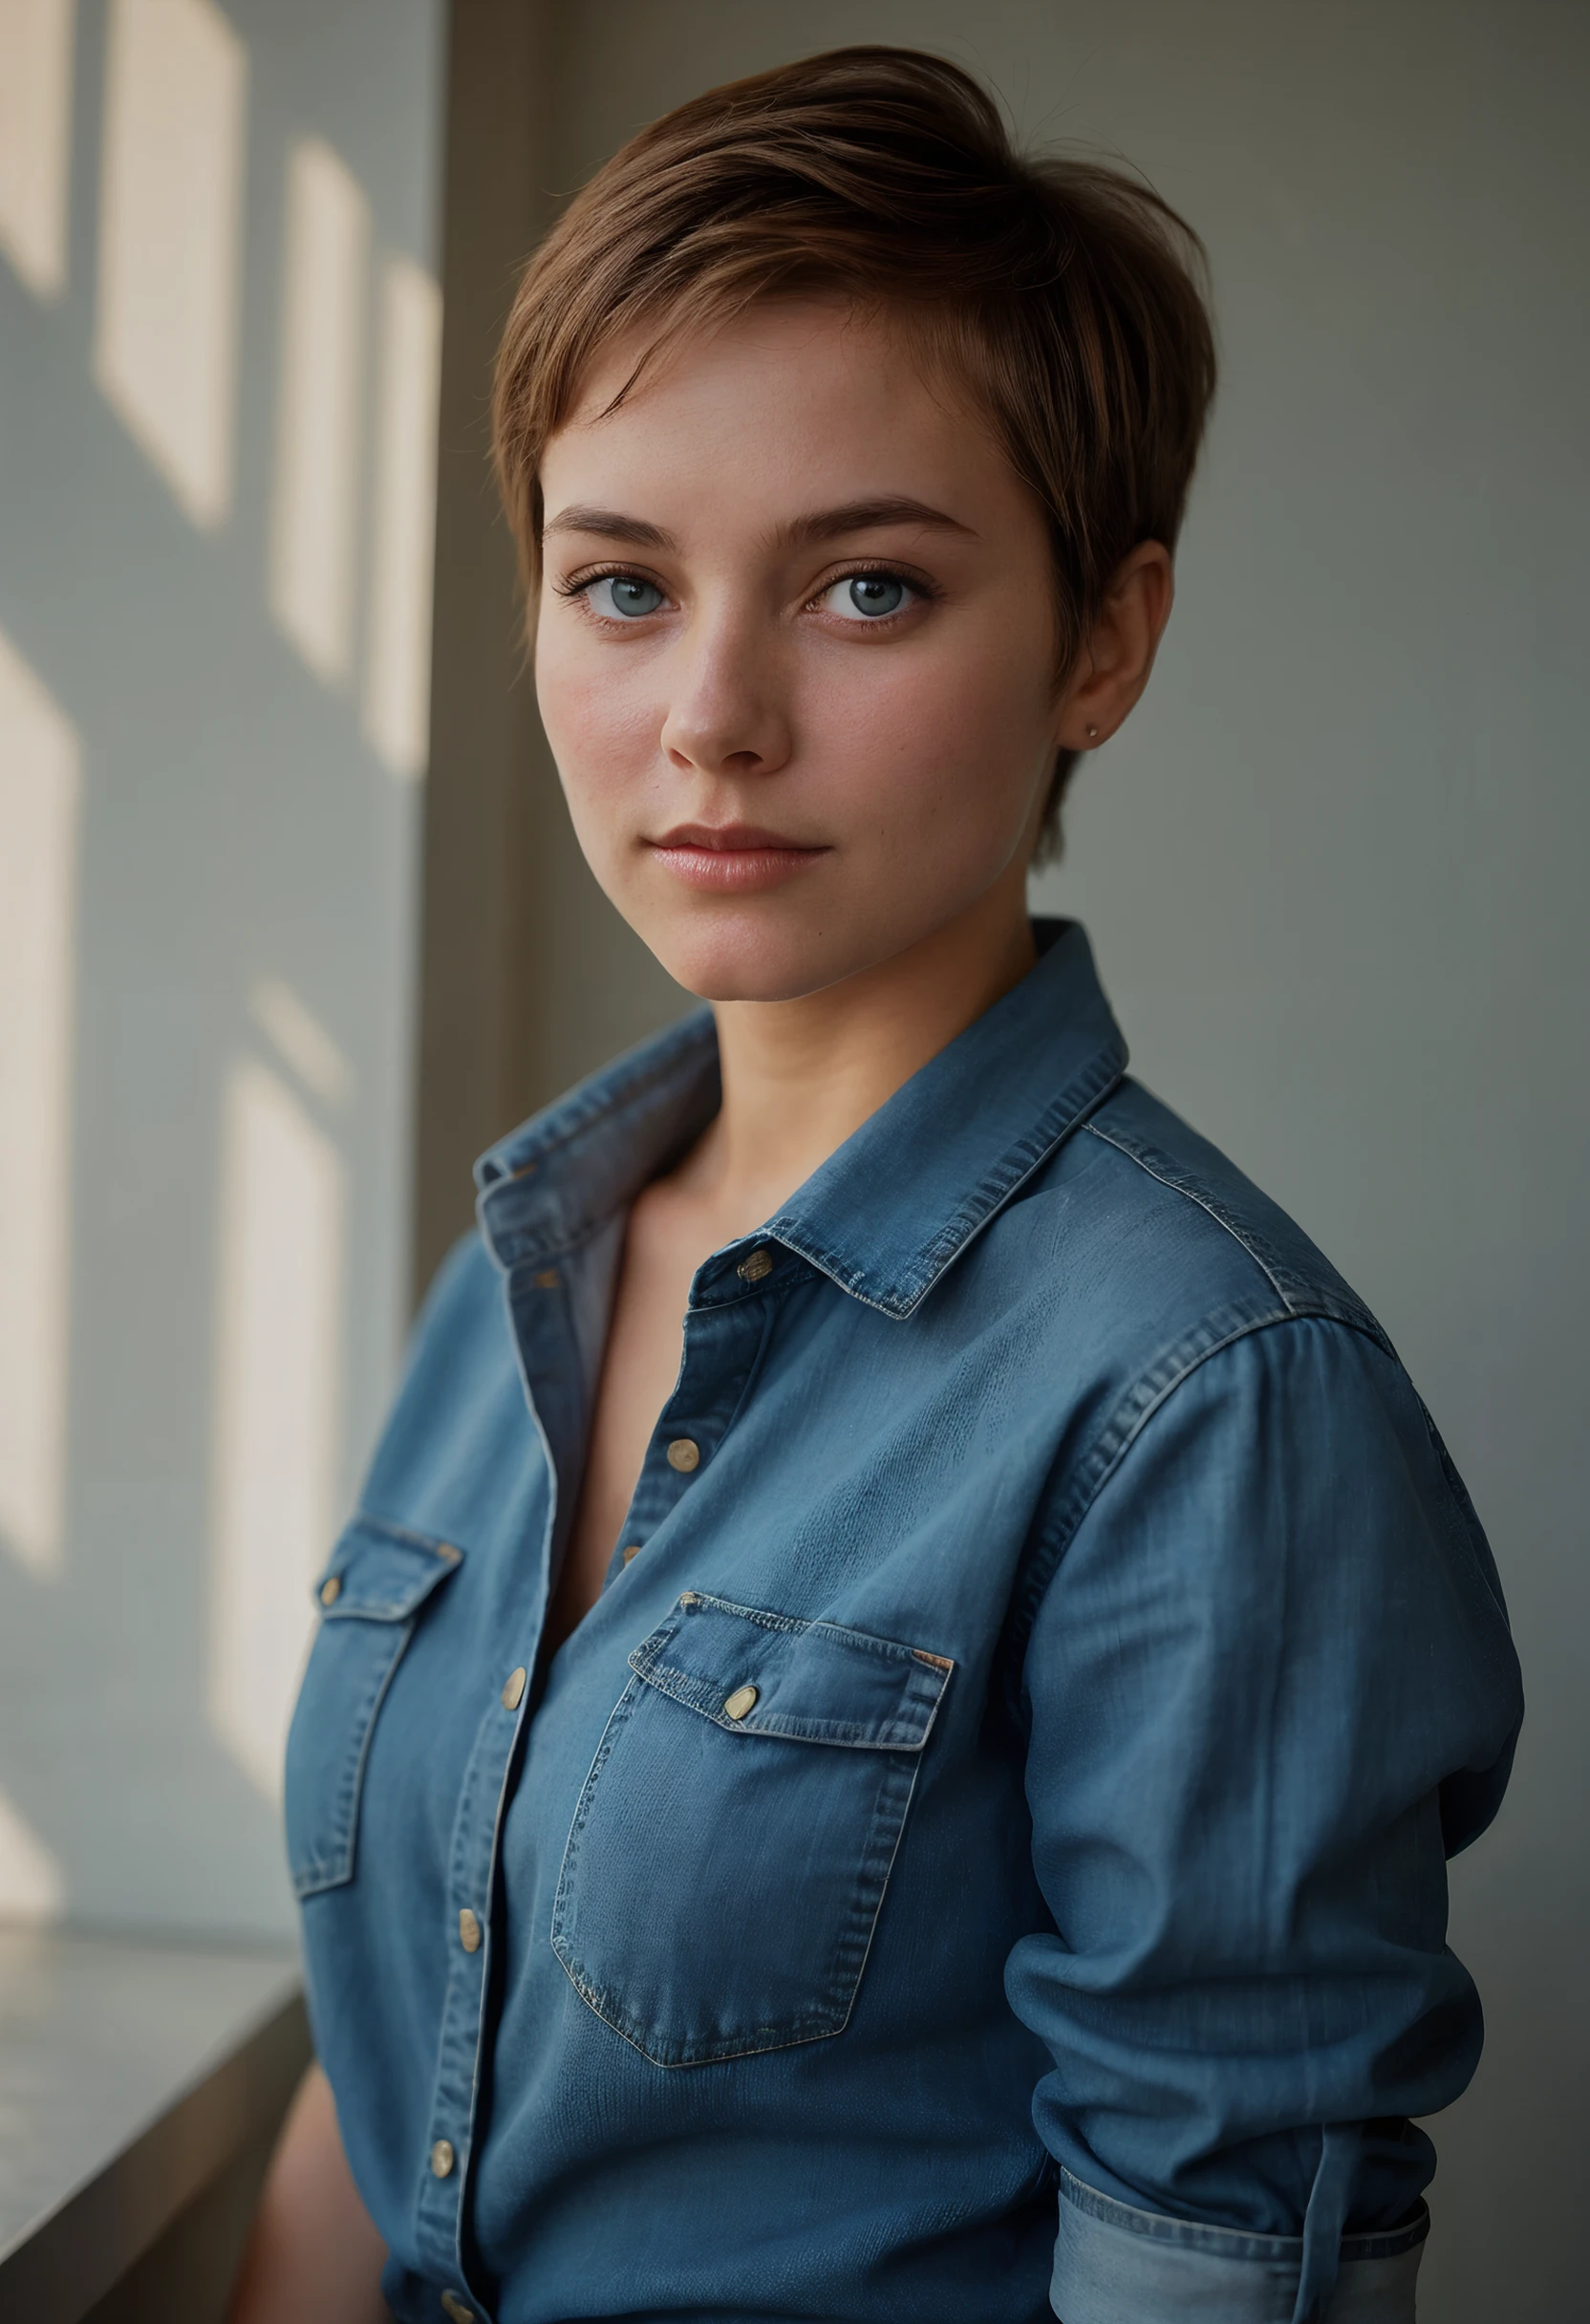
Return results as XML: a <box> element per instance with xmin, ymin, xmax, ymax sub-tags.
<box><xmin>801</xmin><ymin>632</ymin><xmax>1052</xmax><ymax>839</ymax></box>
<box><xmin>535</xmin><ymin>627</ymin><xmax>661</xmax><ymax>809</ymax></box>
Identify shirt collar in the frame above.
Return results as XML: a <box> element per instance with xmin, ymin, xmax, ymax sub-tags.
<box><xmin>475</xmin><ymin>917</ymin><xmax>1128</xmax><ymax>1319</ymax></box>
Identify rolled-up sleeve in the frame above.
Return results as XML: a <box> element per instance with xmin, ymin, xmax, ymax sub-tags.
<box><xmin>1004</xmin><ymin>1314</ymin><xmax>1522</xmax><ymax>2324</ymax></box>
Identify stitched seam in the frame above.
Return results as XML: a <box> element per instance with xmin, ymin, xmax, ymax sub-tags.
<box><xmin>553</xmin><ymin>1732</ymin><xmax>926</xmax><ymax>2069</ymax></box>
<box><xmin>1057</xmin><ymin>2169</ymin><xmax>1430</xmax><ymax>2261</ymax></box>
<box><xmin>767</xmin><ymin>1047</ymin><xmax>1126</xmax><ymax>1320</ymax></box>
<box><xmin>1002</xmin><ymin>1302</ymin><xmax>1411</xmax><ymax>1713</ymax></box>
<box><xmin>823</xmin><ymin>1747</ymin><xmax>925</xmax><ymax>2045</ymax></box>
<box><xmin>556</xmin><ymin>1962</ymin><xmax>851</xmax><ymax>2069</ymax></box>
<box><xmin>628</xmin><ymin>1597</ymin><xmax>952</xmax><ymax>1746</ymax></box>
<box><xmin>1083</xmin><ymin>1119</ymin><xmax>1294</xmax><ymax>1309</ymax></box>
<box><xmin>682</xmin><ymin>1245</ymin><xmax>810</xmax><ymax>1314</ymax></box>
<box><xmin>492</xmin><ymin>1199</ymin><xmax>651</xmax><ymax>1280</ymax></box>
<box><xmin>478</xmin><ymin>1015</ymin><xmax>715</xmax><ymax>1187</ymax></box>
<box><xmin>550</xmin><ymin>1676</ymin><xmax>643</xmax><ymax>1964</ymax></box>
<box><xmin>636</xmin><ymin>1594</ymin><xmax>940</xmax><ymax>1659</ymax></box>
<box><xmin>1003</xmin><ymin>1311</ymin><xmax>1298</xmax><ymax>1685</ymax></box>
<box><xmin>624</xmin><ymin>1658</ymin><xmax>941</xmax><ymax>1752</ymax></box>
<box><xmin>345</xmin><ymin>1509</ymin><xmax>462</xmax><ymax>1561</ymax></box>
<box><xmin>705</xmin><ymin>1287</ymin><xmax>783</xmax><ymax>1443</ymax></box>
<box><xmin>290</xmin><ymin>1619</ymin><xmax>414</xmax><ymax>1897</ymax></box>
<box><xmin>888</xmin><ymin>1050</ymin><xmax>1125</xmax><ymax>1304</ymax></box>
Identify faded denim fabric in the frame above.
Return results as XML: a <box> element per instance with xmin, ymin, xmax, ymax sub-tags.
<box><xmin>287</xmin><ymin>920</ymin><xmax>1521</xmax><ymax>2324</ymax></box>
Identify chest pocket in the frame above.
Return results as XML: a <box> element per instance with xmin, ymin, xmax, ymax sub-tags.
<box><xmin>285</xmin><ymin>1514</ymin><xmax>463</xmax><ymax>1900</ymax></box>
<box><xmin>551</xmin><ymin>1592</ymin><xmax>953</xmax><ymax>2068</ymax></box>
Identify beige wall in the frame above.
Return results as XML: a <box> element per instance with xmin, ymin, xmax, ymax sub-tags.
<box><xmin>426</xmin><ymin>7</ymin><xmax>1583</xmax><ymax>2317</ymax></box>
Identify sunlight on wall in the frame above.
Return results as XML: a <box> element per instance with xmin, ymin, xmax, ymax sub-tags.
<box><xmin>250</xmin><ymin>975</ymin><xmax>354</xmax><ymax>1108</ymax></box>
<box><xmin>94</xmin><ymin>0</ymin><xmax>247</xmax><ymax>528</ymax></box>
<box><xmin>0</xmin><ymin>626</ymin><xmax>80</xmax><ymax>1578</ymax></box>
<box><xmin>0</xmin><ymin>1784</ymin><xmax>64</xmax><ymax>1925</ymax></box>
<box><xmin>209</xmin><ymin>1054</ymin><xmax>346</xmax><ymax>1800</ymax></box>
<box><xmin>269</xmin><ymin>138</ymin><xmax>371</xmax><ymax>685</ymax></box>
<box><xmin>0</xmin><ymin>0</ymin><xmax>76</xmax><ymax>298</ymax></box>
<box><xmin>363</xmin><ymin>255</ymin><xmax>441</xmax><ymax>778</ymax></box>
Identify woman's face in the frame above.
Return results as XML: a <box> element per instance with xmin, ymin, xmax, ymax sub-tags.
<box><xmin>534</xmin><ymin>299</ymin><xmax>1066</xmax><ymax>1003</ymax></box>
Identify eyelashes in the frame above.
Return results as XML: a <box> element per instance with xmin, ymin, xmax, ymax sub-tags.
<box><xmin>552</xmin><ymin>561</ymin><xmax>939</xmax><ymax>631</ymax></box>
<box><xmin>551</xmin><ymin>565</ymin><xmax>669</xmax><ymax>629</ymax></box>
<box><xmin>580</xmin><ymin>572</ymin><xmax>667</xmax><ymax>621</ymax></box>
<box><xmin>816</xmin><ymin>571</ymin><xmax>922</xmax><ymax>623</ymax></box>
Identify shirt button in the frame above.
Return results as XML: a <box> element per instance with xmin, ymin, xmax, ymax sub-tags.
<box><xmin>666</xmin><ymin>1437</ymin><xmax>699</xmax><ymax>1473</ymax></box>
<box><xmin>622</xmin><ymin>1543</ymin><xmax>641</xmax><ymax>1565</ymax></box>
<box><xmin>440</xmin><ymin>2294</ymin><xmax>474</xmax><ymax>2323</ymax></box>
<box><xmin>737</xmin><ymin>1247</ymin><xmax>774</xmax><ymax>1282</ymax></box>
<box><xmin>722</xmin><ymin>1685</ymin><xmax>759</xmax><ymax>1721</ymax></box>
<box><xmin>458</xmin><ymin>1907</ymin><xmax>482</xmax><ymax>1953</ymax></box>
<box><xmin>318</xmin><ymin>1576</ymin><xmax>341</xmax><ymax>1606</ymax></box>
<box><xmin>430</xmin><ymin>2138</ymin><xmax>455</xmax><ymax>2178</ymax></box>
<box><xmin>501</xmin><ymin>1666</ymin><xmax>526</xmax><ymax>1711</ymax></box>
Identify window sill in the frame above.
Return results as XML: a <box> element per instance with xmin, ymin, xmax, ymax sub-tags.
<box><xmin>0</xmin><ymin>1926</ymin><xmax>308</xmax><ymax>2320</ymax></box>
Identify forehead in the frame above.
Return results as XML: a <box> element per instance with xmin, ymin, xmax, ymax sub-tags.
<box><xmin>539</xmin><ymin>298</ymin><xmax>1021</xmax><ymax>536</ymax></box>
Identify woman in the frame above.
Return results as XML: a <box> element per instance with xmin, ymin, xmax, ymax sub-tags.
<box><xmin>232</xmin><ymin>48</ymin><xmax>1521</xmax><ymax>2324</ymax></box>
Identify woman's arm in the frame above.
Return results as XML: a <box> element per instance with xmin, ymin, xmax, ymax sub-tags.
<box><xmin>1007</xmin><ymin>1315</ymin><xmax>1521</xmax><ymax>2323</ymax></box>
<box><xmin>227</xmin><ymin>2063</ymin><xmax>390</xmax><ymax>2324</ymax></box>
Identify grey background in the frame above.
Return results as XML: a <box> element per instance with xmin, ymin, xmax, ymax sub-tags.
<box><xmin>0</xmin><ymin>0</ymin><xmax>443</xmax><ymax>1933</ymax></box>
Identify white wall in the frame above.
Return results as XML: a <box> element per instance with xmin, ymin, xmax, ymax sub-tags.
<box><xmin>545</xmin><ymin>7</ymin><xmax>1588</xmax><ymax>2318</ymax></box>
<box><xmin>0</xmin><ymin>0</ymin><xmax>444</xmax><ymax>1937</ymax></box>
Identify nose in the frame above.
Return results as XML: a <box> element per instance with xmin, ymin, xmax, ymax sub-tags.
<box><xmin>658</xmin><ymin>607</ymin><xmax>791</xmax><ymax>779</ymax></box>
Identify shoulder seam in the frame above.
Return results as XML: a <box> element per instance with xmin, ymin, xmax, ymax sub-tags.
<box><xmin>1083</xmin><ymin>1117</ymin><xmax>1294</xmax><ymax>1309</ymax></box>
<box><xmin>1000</xmin><ymin>1303</ymin><xmax>1392</xmax><ymax>1705</ymax></box>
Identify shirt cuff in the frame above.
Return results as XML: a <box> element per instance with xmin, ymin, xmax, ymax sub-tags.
<box><xmin>1050</xmin><ymin>2167</ymin><xmax>1427</xmax><ymax>2324</ymax></box>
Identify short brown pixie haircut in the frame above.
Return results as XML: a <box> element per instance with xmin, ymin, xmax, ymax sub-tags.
<box><xmin>493</xmin><ymin>45</ymin><xmax>1216</xmax><ymax>851</ymax></box>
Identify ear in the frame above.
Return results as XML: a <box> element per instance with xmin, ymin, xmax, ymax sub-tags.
<box><xmin>1056</xmin><ymin>542</ymin><xmax>1175</xmax><ymax>751</ymax></box>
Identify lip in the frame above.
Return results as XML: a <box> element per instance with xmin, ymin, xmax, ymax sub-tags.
<box><xmin>646</xmin><ymin>822</ymin><xmax>830</xmax><ymax>893</ymax></box>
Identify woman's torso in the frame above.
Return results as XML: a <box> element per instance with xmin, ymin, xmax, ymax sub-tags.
<box><xmin>287</xmin><ymin>924</ymin><xmax>1518</xmax><ymax>2324</ymax></box>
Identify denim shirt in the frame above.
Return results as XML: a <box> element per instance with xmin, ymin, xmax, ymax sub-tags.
<box><xmin>287</xmin><ymin>920</ymin><xmax>1521</xmax><ymax>2324</ymax></box>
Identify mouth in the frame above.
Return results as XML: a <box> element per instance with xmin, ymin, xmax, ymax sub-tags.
<box><xmin>645</xmin><ymin>822</ymin><xmax>830</xmax><ymax>894</ymax></box>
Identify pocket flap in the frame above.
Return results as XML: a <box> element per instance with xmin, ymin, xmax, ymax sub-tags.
<box><xmin>314</xmin><ymin>1513</ymin><xmax>463</xmax><ymax>1623</ymax></box>
<box><xmin>629</xmin><ymin>1593</ymin><xmax>953</xmax><ymax>1750</ymax></box>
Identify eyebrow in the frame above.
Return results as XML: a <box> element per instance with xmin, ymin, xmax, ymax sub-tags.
<box><xmin>778</xmin><ymin>497</ymin><xmax>977</xmax><ymax>548</ymax></box>
<box><xmin>541</xmin><ymin>496</ymin><xmax>976</xmax><ymax>552</ymax></box>
<box><xmin>542</xmin><ymin>506</ymin><xmax>677</xmax><ymax>549</ymax></box>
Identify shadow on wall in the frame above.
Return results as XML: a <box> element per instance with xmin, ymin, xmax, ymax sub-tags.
<box><xmin>0</xmin><ymin>0</ymin><xmax>444</xmax><ymax>1936</ymax></box>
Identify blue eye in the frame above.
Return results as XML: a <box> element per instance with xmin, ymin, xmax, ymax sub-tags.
<box><xmin>849</xmin><ymin>574</ymin><xmax>903</xmax><ymax>615</ymax></box>
<box><xmin>821</xmin><ymin>572</ymin><xmax>913</xmax><ymax>622</ymax></box>
<box><xmin>588</xmin><ymin>573</ymin><xmax>664</xmax><ymax>619</ymax></box>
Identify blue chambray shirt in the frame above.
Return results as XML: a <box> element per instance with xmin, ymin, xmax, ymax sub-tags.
<box><xmin>287</xmin><ymin>920</ymin><xmax>1521</xmax><ymax>2324</ymax></box>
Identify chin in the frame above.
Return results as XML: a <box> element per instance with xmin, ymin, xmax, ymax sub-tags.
<box><xmin>640</xmin><ymin>905</ymin><xmax>870</xmax><ymax>1005</ymax></box>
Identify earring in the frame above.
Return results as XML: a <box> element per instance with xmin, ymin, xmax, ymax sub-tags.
<box><xmin>1085</xmin><ymin>723</ymin><xmax>1099</xmax><ymax>740</ymax></box>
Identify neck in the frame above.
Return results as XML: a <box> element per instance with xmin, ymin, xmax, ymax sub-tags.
<box><xmin>684</xmin><ymin>870</ymin><xmax>1038</xmax><ymax>1231</ymax></box>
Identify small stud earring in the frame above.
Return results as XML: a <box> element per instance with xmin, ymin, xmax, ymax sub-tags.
<box><xmin>1085</xmin><ymin>723</ymin><xmax>1099</xmax><ymax>740</ymax></box>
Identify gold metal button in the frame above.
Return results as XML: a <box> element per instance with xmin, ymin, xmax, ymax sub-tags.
<box><xmin>440</xmin><ymin>2293</ymin><xmax>475</xmax><ymax>2323</ymax></box>
<box><xmin>666</xmin><ymin>1437</ymin><xmax>699</xmax><ymax>1473</ymax></box>
<box><xmin>501</xmin><ymin>1667</ymin><xmax>526</xmax><ymax>1711</ymax></box>
<box><xmin>318</xmin><ymin>1576</ymin><xmax>341</xmax><ymax>1607</ymax></box>
<box><xmin>458</xmin><ymin>1907</ymin><xmax>482</xmax><ymax>1953</ymax></box>
<box><xmin>534</xmin><ymin>1268</ymin><xmax>560</xmax><ymax>1289</ymax></box>
<box><xmin>678</xmin><ymin>1592</ymin><xmax>700</xmax><ymax>1608</ymax></box>
<box><xmin>737</xmin><ymin>1247</ymin><xmax>774</xmax><ymax>1282</ymax></box>
<box><xmin>722</xmin><ymin>1685</ymin><xmax>759</xmax><ymax>1721</ymax></box>
<box><xmin>622</xmin><ymin>1543</ymin><xmax>641</xmax><ymax>1565</ymax></box>
<box><xmin>430</xmin><ymin>2138</ymin><xmax>455</xmax><ymax>2179</ymax></box>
